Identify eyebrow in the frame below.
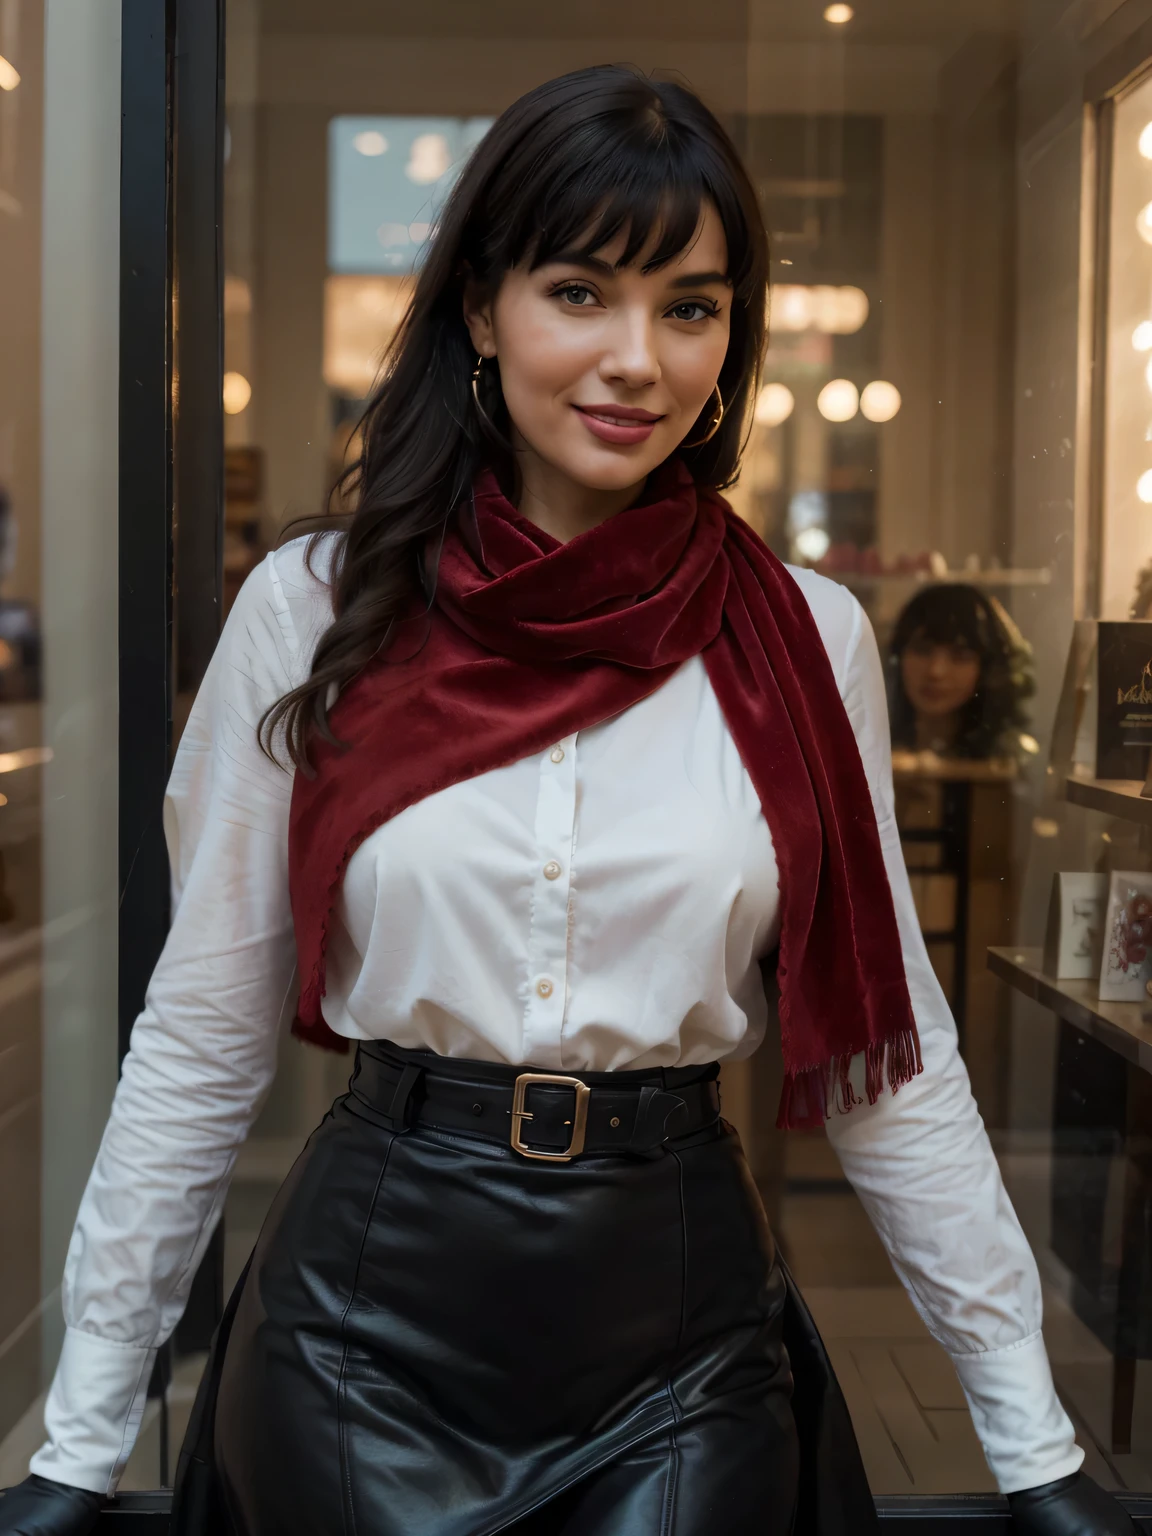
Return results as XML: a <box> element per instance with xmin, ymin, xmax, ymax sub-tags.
<box><xmin>546</xmin><ymin>251</ymin><xmax>731</xmax><ymax>288</ymax></box>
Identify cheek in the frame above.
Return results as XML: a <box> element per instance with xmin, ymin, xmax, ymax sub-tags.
<box><xmin>954</xmin><ymin>663</ymin><xmax>981</xmax><ymax>699</ymax></box>
<box><xmin>662</xmin><ymin>328</ymin><xmax>730</xmax><ymax>405</ymax></box>
<box><xmin>495</xmin><ymin>302</ymin><xmax>593</xmax><ymax>400</ymax></box>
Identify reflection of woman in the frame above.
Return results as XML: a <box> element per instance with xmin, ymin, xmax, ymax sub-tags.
<box><xmin>889</xmin><ymin>583</ymin><xmax>1034</xmax><ymax>760</ymax></box>
<box><xmin>1</xmin><ymin>68</ymin><xmax>1131</xmax><ymax>1536</ymax></box>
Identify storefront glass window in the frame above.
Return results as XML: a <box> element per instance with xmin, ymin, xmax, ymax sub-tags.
<box><xmin>10</xmin><ymin>0</ymin><xmax>1152</xmax><ymax>1507</ymax></box>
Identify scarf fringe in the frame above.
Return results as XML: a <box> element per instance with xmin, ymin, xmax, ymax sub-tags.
<box><xmin>776</xmin><ymin>1025</ymin><xmax>923</xmax><ymax>1131</ymax></box>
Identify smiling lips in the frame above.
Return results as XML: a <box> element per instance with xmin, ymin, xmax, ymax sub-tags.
<box><xmin>574</xmin><ymin>403</ymin><xmax>664</xmax><ymax>446</ymax></box>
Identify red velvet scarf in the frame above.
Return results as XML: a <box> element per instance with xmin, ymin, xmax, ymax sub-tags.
<box><xmin>288</xmin><ymin>459</ymin><xmax>921</xmax><ymax>1129</ymax></box>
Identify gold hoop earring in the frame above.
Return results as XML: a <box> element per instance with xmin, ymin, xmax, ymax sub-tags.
<box><xmin>682</xmin><ymin>385</ymin><xmax>724</xmax><ymax>449</ymax></box>
<box><xmin>471</xmin><ymin>354</ymin><xmax>496</xmax><ymax>433</ymax></box>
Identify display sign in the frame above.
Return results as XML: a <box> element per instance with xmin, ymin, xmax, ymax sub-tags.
<box><xmin>1096</xmin><ymin>620</ymin><xmax>1152</xmax><ymax>779</ymax></box>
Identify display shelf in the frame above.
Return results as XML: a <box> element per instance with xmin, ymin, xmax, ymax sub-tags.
<box><xmin>987</xmin><ymin>945</ymin><xmax>1152</xmax><ymax>1072</ymax></box>
<box><xmin>1064</xmin><ymin>774</ymin><xmax>1152</xmax><ymax>824</ymax></box>
<box><xmin>829</xmin><ymin>567</ymin><xmax>1052</xmax><ymax>590</ymax></box>
<box><xmin>892</xmin><ymin>754</ymin><xmax>1017</xmax><ymax>783</ymax></box>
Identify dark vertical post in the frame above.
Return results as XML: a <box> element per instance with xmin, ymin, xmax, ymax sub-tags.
<box><xmin>118</xmin><ymin>0</ymin><xmax>174</xmax><ymax>1065</ymax></box>
<box><xmin>172</xmin><ymin>0</ymin><xmax>225</xmax><ymax>694</ymax></box>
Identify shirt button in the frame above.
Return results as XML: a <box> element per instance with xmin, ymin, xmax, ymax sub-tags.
<box><xmin>535</xmin><ymin>978</ymin><xmax>554</xmax><ymax>999</ymax></box>
<box><xmin>543</xmin><ymin>860</ymin><xmax>562</xmax><ymax>880</ymax></box>
<box><xmin>550</xmin><ymin>747</ymin><xmax>565</xmax><ymax>763</ymax></box>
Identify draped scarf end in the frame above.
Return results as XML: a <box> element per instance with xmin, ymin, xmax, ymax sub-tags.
<box><xmin>777</xmin><ymin>1025</ymin><xmax>923</xmax><ymax>1131</ymax></box>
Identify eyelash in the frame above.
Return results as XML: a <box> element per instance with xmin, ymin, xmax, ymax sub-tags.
<box><xmin>548</xmin><ymin>282</ymin><xmax>720</xmax><ymax>322</ymax></box>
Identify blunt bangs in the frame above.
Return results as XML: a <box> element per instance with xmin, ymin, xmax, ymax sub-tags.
<box><xmin>466</xmin><ymin>79</ymin><xmax>761</xmax><ymax>304</ymax></box>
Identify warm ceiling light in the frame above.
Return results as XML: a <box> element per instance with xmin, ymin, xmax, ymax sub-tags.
<box><xmin>823</xmin><ymin>3</ymin><xmax>854</xmax><ymax>22</ymax></box>
<box><xmin>222</xmin><ymin>371</ymin><xmax>252</xmax><ymax>414</ymax></box>
<box><xmin>754</xmin><ymin>382</ymin><xmax>795</xmax><ymax>427</ymax></box>
<box><xmin>1134</xmin><ymin>321</ymin><xmax>1152</xmax><ymax>352</ymax></box>
<box><xmin>860</xmin><ymin>380</ymin><xmax>901</xmax><ymax>422</ymax></box>
<box><xmin>816</xmin><ymin>378</ymin><xmax>859</xmax><ymax>422</ymax></box>
<box><xmin>1138</xmin><ymin>469</ymin><xmax>1152</xmax><ymax>504</ymax></box>
<box><xmin>1140</xmin><ymin>122</ymin><xmax>1152</xmax><ymax>159</ymax></box>
<box><xmin>0</xmin><ymin>54</ymin><xmax>20</xmax><ymax>91</ymax></box>
<box><xmin>1138</xmin><ymin>201</ymin><xmax>1152</xmax><ymax>245</ymax></box>
<box><xmin>771</xmin><ymin>284</ymin><xmax>869</xmax><ymax>335</ymax></box>
<box><xmin>353</xmin><ymin>130</ymin><xmax>388</xmax><ymax>157</ymax></box>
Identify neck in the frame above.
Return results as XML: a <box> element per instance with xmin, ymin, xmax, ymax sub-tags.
<box><xmin>914</xmin><ymin>712</ymin><xmax>960</xmax><ymax>753</ymax></box>
<box><xmin>511</xmin><ymin>436</ymin><xmax>646</xmax><ymax>544</ymax></box>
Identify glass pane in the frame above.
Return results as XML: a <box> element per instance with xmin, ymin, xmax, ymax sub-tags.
<box><xmin>0</xmin><ymin>0</ymin><xmax>120</xmax><ymax>1487</ymax></box>
<box><xmin>188</xmin><ymin>0</ymin><xmax>1152</xmax><ymax>1504</ymax></box>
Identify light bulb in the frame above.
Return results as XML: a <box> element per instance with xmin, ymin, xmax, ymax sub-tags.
<box><xmin>0</xmin><ymin>54</ymin><xmax>19</xmax><ymax>92</ymax></box>
<box><xmin>1137</xmin><ymin>468</ymin><xmax>1152</xmax><ymax>503</ymax></box>
<box><xmin>1134</xmin><ymin>321</ymin><xmax>1152</xmax><ymax>352</ymax></box>
<box><xmin>795</xmin><ymin>527</ymin><xmax>831</xmax><ymax>561</ymax></box>
<box><xmin>754</xmin><ymin>383</ymin><xmax>795</xmax><ymax>426</ymax></box>
<box><xmin>1140</xmin><ymin>121</ymin><xmax>1152</xmax><ymax>159</ymax></box>
<box><xmin>816</xmin><ymin>378</ymin><xmax>859</xmax><ymax>422</ymax></box>
<box><xmin>1137</xmin><ymin>201</ymin><xmax>1152</xmax><ymax>245</ymax></box>
<box><xmin>823</xmin><ymin>3</ymin><xmax>853</xmax><ymax>21</ymax></box>
<box><xmin>222</xmin><ymin>371</ymin><xmax>252</xmax><ymax>415</ymax></box>
<box><xmin>406</xmin><ymin>133</ymin><xmax>451</xmax><ymax>185</ymax></box>
<box><xmin>860</xmin><ymin>380</ymin><xmax>901</xmax><ymax>422</ymax></box>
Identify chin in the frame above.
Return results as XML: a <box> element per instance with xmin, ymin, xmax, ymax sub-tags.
<box><xmin>555</xmin><ymin>442</ymin><xmax>675</xmax><ymax>493</ymax></box>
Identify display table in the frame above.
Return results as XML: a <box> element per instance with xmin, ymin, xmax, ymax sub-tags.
<box><xmin>988</xmin><ymin>777</ymin><xmax>1152</xmax><ymax>1453</ymax></box>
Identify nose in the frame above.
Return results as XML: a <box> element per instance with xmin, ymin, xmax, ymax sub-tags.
<box><xmin>598</xmin><ymin>307</ymin><xmax>660</xmax><ymax>391</ymax></box>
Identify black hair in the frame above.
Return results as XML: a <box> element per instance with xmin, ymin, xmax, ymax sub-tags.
<box><xmin>262</xmin><ymin>64</ymin><xmax>769</xmax><ymax>769</ymax></box>
<box><xmin>887</xmin><ymin>584</ymin><xmax>1035</xmax><ymax>760</ymax></box>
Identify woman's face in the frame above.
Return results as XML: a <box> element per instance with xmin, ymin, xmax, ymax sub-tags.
<box><xmin>464</xmin><ymin>203</ymin><xmax>733</xmax><ymax>496</ymax></box>
<box><xmin>900</xmin><ymin>632</ymin><xmax>982</xmax><ymax>721</ymax></box>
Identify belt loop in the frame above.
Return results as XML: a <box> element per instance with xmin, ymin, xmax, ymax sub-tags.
<box><xmin>381</xmin><ymin>1063</ymin><xmax>423</xmax><ymax>1133</ymax></box>
<box><xmin>626</xmin><ymin>1085</ymin><xmax>689</xmax><ymax>1158</ymax></box>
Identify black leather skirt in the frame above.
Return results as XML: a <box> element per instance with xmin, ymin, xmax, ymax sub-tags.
<box><xmin>171</xmin><ymin>1042</ymin><xmax>877</xmax><ymax>1536</ymax></box>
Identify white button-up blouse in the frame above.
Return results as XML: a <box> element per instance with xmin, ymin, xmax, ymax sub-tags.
<box><xmin>29</xmin><ymin>536</ymin><xmax>1083</xmax><ymax>1498</ymax></box>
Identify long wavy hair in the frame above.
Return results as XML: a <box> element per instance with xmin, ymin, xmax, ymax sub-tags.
<box><xmin>261</xmin><ymin>64</ymin><xmax>770</xmax><ymax>770</ymax></box>
<box><xmin>887</xmin><ymin>584</ymin><xmax>1035</xmax><ymax>760</ymax></box>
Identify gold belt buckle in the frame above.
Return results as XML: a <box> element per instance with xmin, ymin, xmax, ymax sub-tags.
<box><xmin>510</xmin><ymin>1072</ymin><xmax>591</xmax><ymax>1162</ymax></box>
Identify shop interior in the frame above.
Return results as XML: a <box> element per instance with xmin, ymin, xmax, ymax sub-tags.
<box><xmin>4</xmin><ymin>0</ymin><xmax>1152</xmax><ymax>1506</ymax></box>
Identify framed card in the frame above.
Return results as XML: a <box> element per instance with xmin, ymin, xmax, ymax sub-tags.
<box><xmin>1043</xmin><ymin>872</ymin><xmax>1108</xmax><ymax>980</ymax></box>
<box><xmin>1098</xmin><ymin>871</ymin><xmax>1152</xmax><ymax>1001</ymax></box>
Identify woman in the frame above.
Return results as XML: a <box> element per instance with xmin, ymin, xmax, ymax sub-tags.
<box><xmin>0</xmin><ymin>67</ymin><xmax>1132</xmax><ymax>1536</ymax></box>
<box><xmin>889</xmin><ymin>584</ymin><xmax>1034</xmax><ymax>762</ymax></box>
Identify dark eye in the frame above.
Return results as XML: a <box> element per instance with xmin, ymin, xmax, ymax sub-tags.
<box><xmin>669</xmin><ymin>301</ymin><xmax>713</xmax><ymax>322</ymax></box>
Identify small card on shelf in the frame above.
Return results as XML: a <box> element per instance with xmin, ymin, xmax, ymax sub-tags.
<box><xmin>1098</xmin><ymin>870</ymin><xmax>1152</xmax><ymax>1002</ymax></box>
<box><xmin>1043</xmin><ymin>872</ymin><xmax>1108</xmax><ymax>980</ymax></box>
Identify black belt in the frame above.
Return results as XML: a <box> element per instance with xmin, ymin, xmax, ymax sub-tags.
<box><xmin>349</xmin><ymin>1041</ymin><xmax>722</xmax><ymax>1161</ymax></box>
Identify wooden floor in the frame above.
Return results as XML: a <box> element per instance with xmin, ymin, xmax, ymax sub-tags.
<box><xmin>778</xmin><ymin>1131</ymin><xmax>1152</xmax><ymax>1496</ymax></box>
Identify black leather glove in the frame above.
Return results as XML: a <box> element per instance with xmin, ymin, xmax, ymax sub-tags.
<box><xmin>0</xmin><ymin>1476</ymin><xmax>101</xmax><ymax>1536</ymax></box>
<box><xmin>1008</xmin><ymin>1472</ymin><xmax>1137</xmax><ymax>1534</ymax></box>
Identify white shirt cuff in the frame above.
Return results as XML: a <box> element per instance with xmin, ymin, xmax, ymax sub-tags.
<box><xmin>29</xmin><ymin>1326</ymin><xmax>157</xmax><ymax>1496</ymax></box>
<box><xmin>950</xmin><ymin>1331</ymin><xmax>1084</xmax><ymax>1494</ymax></box>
